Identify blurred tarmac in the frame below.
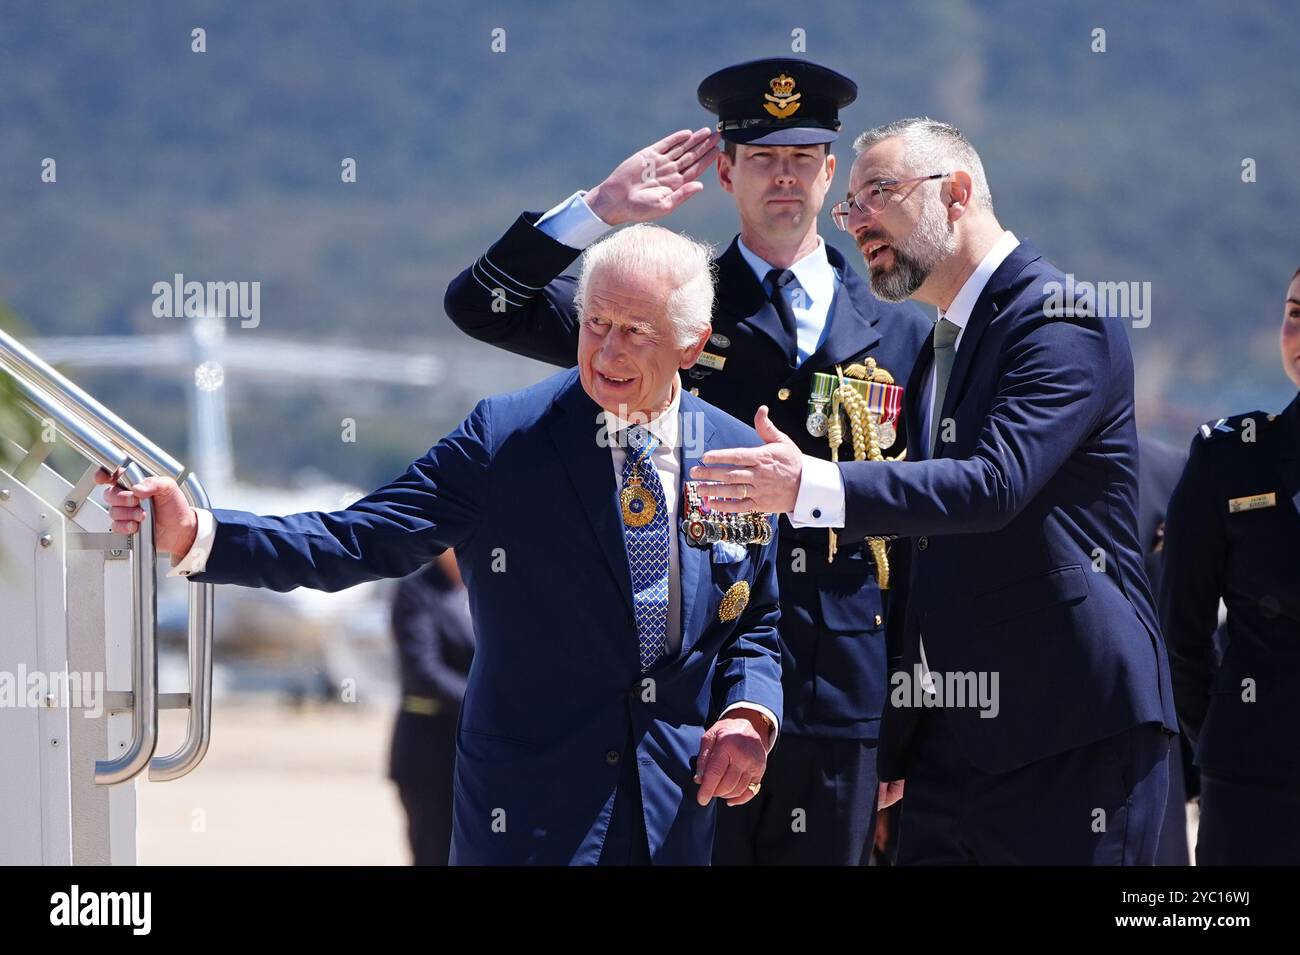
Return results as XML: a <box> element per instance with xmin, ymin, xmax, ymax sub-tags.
<box><xmin>138</xmin><ymin>701</ymin><xmax>408</xmax><ymax>865</ymax></box>
<box><xmin>136</xmin><ymin>700</ymin><xmax>1200</xmax><ymax>865</ymax></box>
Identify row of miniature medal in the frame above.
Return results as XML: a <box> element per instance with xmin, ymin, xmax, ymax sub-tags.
<box><xmin>681</xmin><ymin>481</ymin><xmax>773</xmax><ymax>547</ymax></box>
<box><xmin>624</xmin><ymin>458</ymin><xmax>774</xmax><ymax>547</ymax></box>
<box><xmin>619</xmin><ymin>430</ymin><xmax>773</xmax><ymax>547</ymax></box>
<box><xmin>806</xmin><ymin>373</ymin><xmax>897</xmax><ymax>447</ymax></box>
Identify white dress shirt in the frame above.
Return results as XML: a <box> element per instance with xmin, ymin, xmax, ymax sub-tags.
<box><xmin>790</xmin><ymin>230</ymin><xmax>1020</xmax><ymax>528</ymax></box>
<box><xmin>534</xmin><ymin>189</ymin><xmax>617</xmax><ymax>249</ymax></box>
<box><xmin>603</xmin><ymin>383</ymin><xmax>686</xmax><ymax>657</ymax></box>
<box><xmin>170</xmin><ymin>376</ymin><xmax>777</xmax><ymax>747</ymax></box>
<box><xmin>734</xmin><ymin>235</ymin><xmax>839</xmax><ymax>365</ymax></box>
<box><xmin>917</xmin><ymin>230</ymin><xmax>1020</xmax><ymax>456</ymax></box>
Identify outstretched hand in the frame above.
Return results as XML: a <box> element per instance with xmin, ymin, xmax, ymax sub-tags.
<box><xmin>689</xmin><ymin>406</ymin><xmax>803</xmax><ymax>514</ymax></box>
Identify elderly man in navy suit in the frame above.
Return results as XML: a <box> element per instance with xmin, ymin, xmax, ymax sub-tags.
<box><xmin>696</xmin><ymin>118</ymin><xmax>1178</xmax><ymax>865</ymax></box>
<box><xmin>97</xmin><ymin>224</ymin><xmax>783</xmax><ymax>866</ymax></box>
<box><xmin>444</xmin><ymin>58</ymin><xmax>931</xmax><ymax>867</ymax></box>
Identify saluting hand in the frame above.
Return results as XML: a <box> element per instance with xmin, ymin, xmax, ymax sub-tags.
<box><xmin>585</xmin><ymin>127</ymin><xmax>721</xmax><ymax>226</ymax></box>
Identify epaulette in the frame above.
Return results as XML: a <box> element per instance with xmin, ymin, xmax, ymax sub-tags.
<box><xmin>1197</xmin><ymin>411</ymin><xmax>1276</xmax><ymax>442</ymax></box>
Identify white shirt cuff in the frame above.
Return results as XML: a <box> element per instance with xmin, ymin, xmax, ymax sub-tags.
<box><xmin>918</xmin><ymin>638</ymin><xmax>938</xmax><ymax>696</ymax></box>
<box><xmin>720</xmin><ymin>701</ymin><xmax>780</xmax><ymax>753</ymax></box>
<box><xmin>789</xmin><ymin>455</ymin><xmax>845</xmax><ymax>528</ymax></box>
<box><xmin>167</xmin><ymin>507</ymin><xmax>215</xmax><ymax>578</ymax></box>
<box><xmin>533</xmin><ymin>190</ymin><xmax>614</xmax><ymax>249</ymax></box>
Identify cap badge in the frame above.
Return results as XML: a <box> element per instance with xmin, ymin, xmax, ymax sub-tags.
<box><xmin>763</xmin><ymin>74</ymin><xmax>801</xmax><ymax>119</ymax></box>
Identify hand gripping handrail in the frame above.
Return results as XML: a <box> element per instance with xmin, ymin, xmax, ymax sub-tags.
<box><xmin>0</xmin><ymin>327</ymin><xmax>213</xmax><ymax>784</ymax></box>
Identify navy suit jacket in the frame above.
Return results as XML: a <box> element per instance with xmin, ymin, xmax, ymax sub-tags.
<box><xmin>191</xmin><ymin>369</ymin><xmax>783</xmax><ymax>864</ymax></box>
<box><xmin>445</xmin><ymin>212</ymin><xmax>930</xmax><ymax>738</ymax></box>
<box><xmin>839</xmin><ymin>240</ymin><xmax>1178</xmax><ymax>778</ymax></box>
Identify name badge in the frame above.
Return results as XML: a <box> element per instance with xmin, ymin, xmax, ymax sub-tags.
<box><xmin>695</xmin><ymin>351</ymin><xmax>727</xmax><ymax>371</ymax></box>
<box><xmin>1228</xmin><ymin>492</ymin><xmax>1276</xmax><ymax>513</ymax></box>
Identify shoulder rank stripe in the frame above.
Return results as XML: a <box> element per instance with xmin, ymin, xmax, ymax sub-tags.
<box><xmin>476</xmin><ymin>254</ymin><xmax>543</xmax><ymax>296</ymax></box>
<box><xmin>471</xmin><ymin>261</ymin><xmax>532</xmax><ymax>307</ymax></box>
<box><xmin>1199</xmin><ymin>417</ymin><xmax>1234</xmax><ymax>439</ymax></box>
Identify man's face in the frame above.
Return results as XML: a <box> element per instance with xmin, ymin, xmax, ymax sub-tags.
<box><xmin>718</xmin><ymin>143</ymin><xmax>835</xmax><ymax>241</ymax></box>
<box><xmin>846</xmin><ymin>137</ymin><xmax>955</xmax><ymax>302</ymax></box>
<box><xmin>1282</xmin><ymin>274</ymin><xmax>1300</xmax><ymax>389</ymax></box>
<box><xmin>577</xmin><ymin>268</ymin><xmax>708</xmax><ymax>419</ymax></box>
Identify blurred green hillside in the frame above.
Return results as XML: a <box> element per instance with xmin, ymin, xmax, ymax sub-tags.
<box><xmin>1</xmin><ymin>0</ymin><xmax>1296</xmax><ymax>488</ymax></box>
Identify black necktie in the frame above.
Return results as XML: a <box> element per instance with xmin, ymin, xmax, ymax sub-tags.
<box><xmin>765</xmin><ymin>268</ymin><xmax>799</xmax><ymax>364</ymax></box>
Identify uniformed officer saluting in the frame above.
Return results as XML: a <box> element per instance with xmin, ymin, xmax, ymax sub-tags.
<box><xmin>443</xmin><ymin>58</ymin><xmax>930</xmax><ymax>866</ymax></box>
<box><xmin>1160</xmin><ymin>266</ymin><xmax>1300</xmax><ymax>865</ymax></box>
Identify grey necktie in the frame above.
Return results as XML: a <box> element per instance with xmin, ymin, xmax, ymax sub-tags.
<box><xmin>929</xmin><ymin>317</ymin><xmax>961</xmax><ymax>456</ymax></box>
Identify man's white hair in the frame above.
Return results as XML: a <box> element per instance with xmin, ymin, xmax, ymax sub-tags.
<box><xmin>574</xmin><ymin>223</ymin><xmax>715</xmax><ymax>348</ymax></box>
<box><xmin>853</xmin><ymin>117</ymin><xmax>994</xmax><ymax>213</ymax></box>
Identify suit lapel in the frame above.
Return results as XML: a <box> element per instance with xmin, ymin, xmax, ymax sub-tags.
<box><xmin>935</xmin><ymin>241</ymin><xmax>1044</xmax><ymax>446</ymax></box>
<box><xmin>546</xmin><ymin>380</ymin><xmax>634</xmax><ymax>616</ymax></box>
<box><xmin>714</xmin><ymin>238</ymin><xmax>795</xmax><ymax>368</ymax></box>
<box><xmin>904</xmin><ymin>333</ymin><xmax>934</xmax><ymax>460</ymax></box>
<box><xmin>676</xmin><ymin>390</ymin><xmax>717</xmax><ymax>658</ymax></box>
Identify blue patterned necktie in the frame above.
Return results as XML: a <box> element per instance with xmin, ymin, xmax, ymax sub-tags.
<box><xmin>621</xmin><ymin>425</ymin><xmax>670</xmax><ymax>672</ymax></box>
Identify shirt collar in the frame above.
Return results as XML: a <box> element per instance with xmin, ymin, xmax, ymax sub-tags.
<box><xmin>602</xmin><ymin>375</ymin><xmax>682</xmax><ymax>451</ymax></box>
<box><xmin>737</xmin><ymin>235</ymin><xmax>836</xmax><ymax>309</ymax></box>
<box><xmin>938</xmin><ymin>230</ymin><xmax>1019</xmax><ymax>331</ymax></box>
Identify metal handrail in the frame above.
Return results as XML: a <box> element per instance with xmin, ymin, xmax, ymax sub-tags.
<box><xmin>0</xmin><ymin>326</ymin><xmax>214</xmax><ymax>784</ymax></box>
<box><xmin>148</xmin><ymin>471</ymin><xmax>213</xmax><ymax>781</ymax></box>
<box><xmin>97</xmin><ymin>461</ymin><xmax>159</xmax><ymax>785</ymax></box>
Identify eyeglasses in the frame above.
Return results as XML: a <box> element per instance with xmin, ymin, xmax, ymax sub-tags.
<box><xmin>830</xmin><ymin>173</ymin><xmax>951</xmax><ymax>231</ymax></box>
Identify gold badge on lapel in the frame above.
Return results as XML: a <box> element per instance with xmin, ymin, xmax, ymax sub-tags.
<box><xmin>719</xmin><ymin>581</ymin><xmax>750</xmax><ymax>622</ymax></box>
<box><xmin>763</xmin><ymin>74</ymin><xmax>801</xmax><ymax>119</ymax></box>
<box><xmin>1228</xmin><ymin>492</ymin><xmax>1277</xmax><ymax>514</ymax></box>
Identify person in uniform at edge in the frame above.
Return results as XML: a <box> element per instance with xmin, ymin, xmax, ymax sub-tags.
<box><xmin>388</xmin><ymin>551</ymin><xmax>475</xmax><ymax>865</ymax></box>
<box><xmin>443</xmin><ymin>57</ymin><xmax>930</xmax><ymax>866</ymax></box>
<box><xmin>96</xmin><ymin>225</ymin><xmax>784</xmax><ymax>866</ymax></box>
<box><xmin>695</xmin><ymin>118</ymin><xmax>1178</xmax><ymax>865</ymax></box>
<box><xmin>1160</xmin><ymin>266</ymin><xmax>1300</xmax><ymax>865</ymax></box>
